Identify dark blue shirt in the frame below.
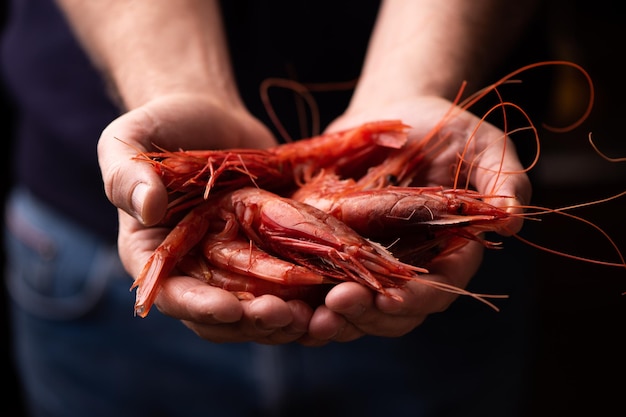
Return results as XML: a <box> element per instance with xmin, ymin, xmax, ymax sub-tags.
<box><xmin>1</xmin><ymin>0</ymin><xmax>121</xmax><ymax>242</ymax></box>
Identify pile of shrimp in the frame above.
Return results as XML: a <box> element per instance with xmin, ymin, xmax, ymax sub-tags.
<box><xmin>129</xmin><ymin>61</ymin><xmax>626</xmax><ymax>318</ymax></box>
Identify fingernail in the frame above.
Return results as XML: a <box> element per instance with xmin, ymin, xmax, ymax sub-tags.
<box><xmin>131</xmin><ymin>183</ymin><xmax>149</xmax><ymax>224</ymax></box>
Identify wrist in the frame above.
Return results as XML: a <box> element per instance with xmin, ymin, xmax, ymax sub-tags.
<box><xmin>111</xmin><ymin>63</ymin><xmax>243</xmax><ymax>112</ymax></box>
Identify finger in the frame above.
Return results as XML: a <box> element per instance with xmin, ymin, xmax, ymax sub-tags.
<box><xmin>321</xmin><ymin>242</ymin><xmax>486</xmax><ymax>337</ymax></box>
<box><xmin>396</xmin><ymin>240</ymin><xmax>503</xmax><ymax>314</ymax></box>
<box><xmin>424</xmin><ymin>240</ymin><xmax>484</xmax><ymax>289</ymax></box>
<box><xmin>221</xmin><ymin>295</ymin><xmax>302</xmax><ymax>342</ymax></box>
<box><xmin>117</xmin><ymin>210</ymin><xmax>170</xmax><ymax>278</ymax></box>
<box><xmin>98</xmin><ymin>109</ymin><xmax>169</xmax><ymax>226</ymax></box>
<box><xmin>283</xmin><ymin>299</ymin><xmax>314</xmax><ymax>335</ymax></box>
<box><xmin>154</xmin><ymin>275</ymin><xmax>244</xmax><ymax>323</ymax></box>
<box><xmin>461</xmin><ymin>120</ymin><xmax>531</xmax><ymax>236</ymax></box>
<box><xmin>473</xmin><ymin>129</ymin><xmax>530</xmax><ymax>198</ymax></box>
<box><xmin>183</xmin><ymin>296</ymin><xmax>310</xmax><ymax>344</ymax></box>
<box><xmin>303</xmin><ymin>304</ymin><xmax>364</xmax><ymax>344</ymax></box>
<box><xmin>253</xmin><ymin>300</ymin><xmax>313</xmax><ymax>345</ymax></box>
<box><xmin>317</xmin><ymin>283</ymin><xmax>420</xmax><ymax>339</ymax></box>
<box><xmin>240</xmin><ymin>295</ymin><xmax>296</xmax><ymax>330</ymax></box>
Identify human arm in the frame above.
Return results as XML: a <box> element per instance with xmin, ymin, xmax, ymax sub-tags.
<box><xmin>349</xmin><ymin>0</ymin><xmax>539</xmax><ymax>106</ymax></box>
<box><xmin>302</xmin><ymin>0</ymin><xmax>538</xmax><ymax>343</ymax></box>
<box><xmin>55</xmin><ymin>0</ymin><xmax>309</xmax><ymax>343</ymax></box>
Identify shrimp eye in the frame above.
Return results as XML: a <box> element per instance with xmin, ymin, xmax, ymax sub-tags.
<box><xmin>385</xmin><ymin>174</ymin><xmax>398</xmax><ymax>186</ymax></box>
<box><xmin>456</xmin><ymin>201</ymin><xmax>467</xmax><ymax>214</ymax></box>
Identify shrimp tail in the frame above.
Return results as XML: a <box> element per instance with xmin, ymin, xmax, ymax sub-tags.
<box><xmin>131</xmin><ymin>201</ymin><xmax>215</xmax><ymax>317</ymax></box>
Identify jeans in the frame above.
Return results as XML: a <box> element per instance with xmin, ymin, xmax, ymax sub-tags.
<box><xmin>4</xmin><ymin>187</ymin><xmax>535</xmax><ymax>417</ymax></box>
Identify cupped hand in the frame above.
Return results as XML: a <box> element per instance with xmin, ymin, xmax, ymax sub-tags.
<box><xmin>301</xmin><ymin>95</ymin><xmax>532</xmax><ymax>343</ymax></box>
<box><xmin>98</xmin><ymin>93</ymin><xmax>278</xmax><ymax>227</ymax></box>
<box><xmin>98</xmin><ymin>93</ymin><xmax>313</xmax><ymax>343</ymax></box>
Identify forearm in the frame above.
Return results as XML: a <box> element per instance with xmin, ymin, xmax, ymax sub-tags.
<box><xmin>350</xmin><ymin>0</ymin><xmax>539</xmax><ymax>111</ymax></box>
<box><xmin>55</xmin><ymin>0</ymin><xmax>240</xmax><ymax>110</ymax></box>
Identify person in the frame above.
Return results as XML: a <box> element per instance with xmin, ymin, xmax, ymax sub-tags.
<box><xmin>2</xmin><ymin>0</ymin><xmax>540</xmax><ymax>416</ymax></box>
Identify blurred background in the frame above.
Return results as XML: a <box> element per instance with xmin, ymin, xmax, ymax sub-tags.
<box><xmin>1</xmin><ymin>1</ymin><xmax>624</xmax><ymax>416</ymax></box>
<box><xmin>522</xmin><ymin>1</ymin><xmax>626</xmax><ymax>413</ymax></box>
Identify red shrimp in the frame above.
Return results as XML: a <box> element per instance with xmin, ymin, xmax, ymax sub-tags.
<box><xmin>292</xmin><ymin>173</ymin><xmax>510</xmax><ymax>235</ymax></box>
<box><xmin>271</xmin><ymin>119</ymin><xmax>409</xmax><ymax>183</ymax></box>
<box><xmin>202</xmin><ymin>235</ymin><xmax>328</xmax><ymax>286</ymax></box>
<box><xmin>131</xmin><ymin>192</ymin><xmax>328</xmax><ymax>317</ymax></box>
<box><xmin>177</xmin><ymin>253</ymin><xmax>330</xmax><ymax>306</ymax></box>
<box><xmin>131</xmin><ymin>200</ymin><xmax>216</xmax><ymax>317</ymax></box>
<box><xmin>130</xmin><ymin>61</ymin><xmax>626</xmax><ymax>317</ymax></box>
<box><xmin>293</xmin><ymin>182</ymin><xmax>511</xmax><ymax>262</ymax></box>
<box><xmin>133</xmin><ymin>120</ymin><xmax>408</xmax><ymax>203</ymax></box>
<box><xmin>222</xmin><ymin>187</ymin><xmax>505</xmax><ymax>308</ymax></box>
<box><xmin>132</xmin><ymin>186</ymin><xmax>506</xmax><ymax>316</ymax></box>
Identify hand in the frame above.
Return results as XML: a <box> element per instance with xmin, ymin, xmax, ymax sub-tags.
<box><xmin>98</xmin><ymin>93</ymin><xmax>313</xmax><ymax>343</ymax></box>
<box><xmin>300</xmin><ymin>95</ymin><xmax>532</xmax><ymax>343</ymax></box>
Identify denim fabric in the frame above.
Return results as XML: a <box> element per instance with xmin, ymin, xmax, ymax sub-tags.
<box><xmin>4</xmin><ymin>187</ymin><xmax>534</xmax><ymax>417</ymax></box>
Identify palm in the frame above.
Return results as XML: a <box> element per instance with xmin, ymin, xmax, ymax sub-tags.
<box><xmin>303</xmin><ymin>96</ymin><xmax>531</xmax><ymax>341</ymax></box>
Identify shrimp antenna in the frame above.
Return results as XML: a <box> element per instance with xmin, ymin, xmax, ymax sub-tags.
<box><xmin>260</xmin><ymin>77</ymin><xmax>358</xmax><ymax>142</ymax></box>
<box><xmin>588</xmin><ymin>132</ymin><xmax>626</xmax><ymax>163</ymax></box>
<box><xmin>260</xmin><ymin>77</ymin><xmax>320</xmax><ymax>142</ymax></box>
